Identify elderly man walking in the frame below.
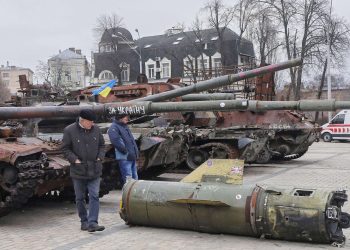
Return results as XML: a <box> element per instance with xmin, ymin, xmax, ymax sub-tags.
<box><xmin>62</xmin><ymin>109</ymin><xmax>105</xmax><ymax>232</ymax></box>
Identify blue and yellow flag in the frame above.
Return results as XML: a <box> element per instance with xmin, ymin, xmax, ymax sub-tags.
<box><xmin>92</xmin><ymin>80</ymin><xmax>116</xmax><ymax>98</ymax></box>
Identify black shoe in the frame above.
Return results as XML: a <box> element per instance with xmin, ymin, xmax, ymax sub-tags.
<box><xmin>88</xmin><ymin>224</ymin><xmax>105</xmax><ymax>232</ymax></box>
<box><xmin>81</xmin><ymin>223</ymin><xmax>89</xmax><ymax>231</ymax></box>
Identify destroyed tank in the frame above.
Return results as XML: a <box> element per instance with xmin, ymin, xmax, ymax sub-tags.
<box><xmin>0</xmin><ymin>118</ymin><xmax>119</xmax><ymax>217</ymax></box>
<box><xmin>75</xmin><ymin>58</ymin><xmax>322</xmax><ymax>168</ymax></box>
<box><xmin>2</xmin><ymin>98</ymin><xmax>350</xmax><ymax>194</ymax></box>
<box><xmin>1</xmin><ymin>57</ymin><xmax>346</xmax><ymax>216</ymax></box>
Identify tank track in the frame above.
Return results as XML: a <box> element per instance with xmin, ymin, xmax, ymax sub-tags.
<box><xmin>272</xmin><ymin>150</ymin><xmax>308</xmax><ymax>161</ymax></box>
<box><xmin>0</xmin><ymin>160</ymin><xmax>45</xmax><ymax>217</ymax></box>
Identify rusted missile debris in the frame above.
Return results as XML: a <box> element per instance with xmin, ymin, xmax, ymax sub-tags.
<box><xmin>119</xmin><ymin>160</ymin><xmax>350</xmax><ymax>246</ymax></box>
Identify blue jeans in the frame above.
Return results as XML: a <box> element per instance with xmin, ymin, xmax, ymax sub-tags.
<box><xmin>118</xmin><ymin>160</ymin><xmax>138</xmax><ymax>185</ymax></box>
<box><xmin>72</xmin><ymin>177</ymin><xmax>100</xmax><ymax>226</ymax></box>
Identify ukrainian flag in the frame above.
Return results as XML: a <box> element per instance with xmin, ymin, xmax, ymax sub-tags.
<box><xmin>92</xmin><ymin>80</ymin><xmax>116</xmax><ymax>98</ymax></box>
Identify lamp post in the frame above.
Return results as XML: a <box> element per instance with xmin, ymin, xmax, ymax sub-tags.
<box><xmin>112</xmin><ymin>32</ymin><xmax>142</xmax><ymax>75</ymax></box>
<box><xmin>327</xmin><ymin>0</ymin><xmax>333</xmax><ymax>122</ymax></box>
<box><xmin>135</xmin><ymin>29</ymin><xmax>143</xmax><ymax>74</ymax></box>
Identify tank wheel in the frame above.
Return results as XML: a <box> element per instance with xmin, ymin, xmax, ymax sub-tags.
<box><xmin>322</xmin><ymin>132</ymin><xmax>332</xmax><ymax>142</ymax></box>
<box><xmin>186</xmin><ymin>149</ymin><xmax>209</xmax><ymax>170</ymax></box>
<box><xmin>256</xmin><ymin>147</ymin><xmax>272</xmax><ymax>164</ymax></box>
<box><xmin>186</xmin><ymin>143</ymin><xmax>240</xmax><ymax>170</ymax></box>
<box><xmin>0</xmin><ymin>160</ymin><xmax>45</xmax><ymax>217</ymax></box>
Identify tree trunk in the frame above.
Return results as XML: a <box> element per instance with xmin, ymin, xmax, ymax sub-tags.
<box><xmin>314</xmin><ymin>59</ymin><xmax>327</xmax><ymax>122</ymax></box>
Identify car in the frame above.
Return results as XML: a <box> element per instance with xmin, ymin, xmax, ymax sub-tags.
<box><xmin>321</xmin><ymin>110</ymin><xmax>350</xmax><ymax>142</ymax></box>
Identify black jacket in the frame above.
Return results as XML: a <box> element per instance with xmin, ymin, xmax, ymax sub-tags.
<box><xmin>108</xmin><ymin>120</ymin><xmax>139</xmax><ymax>161</ymax></box>
<box><xmin>62</xmin><ymin>121</ymin><xmax>105</xmax><ymax>179</ymax></box>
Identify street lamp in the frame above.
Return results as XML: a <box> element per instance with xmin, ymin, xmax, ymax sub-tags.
<box><xmin>327</xmin><ymin>0</ymin><xmax>333</xmax><ymax>122</ymax></box>
<box><xmin>111</xmin><ymin>32</ymin><xmax>143</xmax><ymax>75</ymax></box>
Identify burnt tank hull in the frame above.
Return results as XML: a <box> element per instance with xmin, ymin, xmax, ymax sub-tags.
<box><xmin>0</xmin><ymin>124</ymin><xmax>119</xmax><ymax>217</ymax></box>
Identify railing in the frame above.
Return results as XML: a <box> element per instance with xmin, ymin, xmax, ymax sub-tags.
<box><xmin>182</xmin><ymin>63</ymin><xmax>258</xmax><ymax>100</ymax></box>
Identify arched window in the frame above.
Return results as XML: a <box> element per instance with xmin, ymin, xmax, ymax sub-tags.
<box><xmin>99</xmin><ymin>70</ymin><xmax>114</xmax><ymax>80</ymax></box>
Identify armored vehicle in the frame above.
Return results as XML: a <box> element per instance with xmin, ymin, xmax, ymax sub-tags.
<box><xmin>3</xmin><ymin>57</ymin><xmax>349</xmax><ymax>216</ymax></box>
<box><xmin>74</xmin><ymin>58</ymin><xmax>320</xmax><ymax>168</ymax></box>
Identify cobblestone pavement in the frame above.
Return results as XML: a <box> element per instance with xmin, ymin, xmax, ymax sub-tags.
<box><xmin>1</xmin><ymin>142</ymin><xmax>350</xmax><ymax>249</ymax></box>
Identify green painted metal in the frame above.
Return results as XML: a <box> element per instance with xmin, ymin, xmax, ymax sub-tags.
<box><xmin>2</xmin><ymin>99</ymin><xmax>350</xmax><ymax>119</ymax></box>
<box><xmin>181</xmin><ymin>93</ymin><xmax>237</xmax><ymax>101</ymax></box>
<box><xmin>131</xmin><ymin>58</ymin><xmax>302</xmax><ymax>102</ymax></box>
<box><xmin>120</xmin><ymin>179</ymin><xmax>349</xmax><ymax>245</ymax></box>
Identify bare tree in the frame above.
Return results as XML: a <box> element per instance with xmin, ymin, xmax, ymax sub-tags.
<box><xmin>35</xmin><ymin>60</ymin><xmax>51</xmax><ymax>84</ymax></box>
<box><xmin>261</xmin><ymin>0</ymin><xmax>298</xmax><ymax>100</ymax></box>
<box><xmin>48</xmin><ymin>57</ymin><xmax>65</xmax><ymax>92</ymax></box>
<box><xmin>250</xmin><ymin>4</ymin><xmax>282</xmax><ymax>65</ymax></box>
<box><xmin>204</xmin><ymin>0</ymin><xmax>235</xmax><ymax>66</ymax></box>
<box><xmin>314</xmin><ymin>15</ymin><xmax>350</xmax><ymax>121</ymax></box>
<box><xmin>293</xmin><ymin>0</ymin><xmax>329</xmax><ymax>100</ymax></box>
<box><xmin>233</xmin><ymin>0</ymin><xmax>259</xmax><ymax>63</ymax></box>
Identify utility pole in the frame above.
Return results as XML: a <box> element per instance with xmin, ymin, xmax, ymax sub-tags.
<box><xmin>327</xmin><ymin>0</ymin><xmax>333</xmax><ymax>122</ymax></box>
<box><xmin>135</xmin><ymin>29</ymin><xmax>143</xmax><ymax>74</ymax></box>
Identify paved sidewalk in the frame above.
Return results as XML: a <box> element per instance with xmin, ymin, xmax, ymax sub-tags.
<box><xmin>1</xmin><ymin>141</ymin><xmax>350</xmax><ymax>249</ymax></box>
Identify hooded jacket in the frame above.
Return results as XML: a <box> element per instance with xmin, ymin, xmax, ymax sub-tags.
<box><xmin>108</xmin><ymin>119</ymin><xmax>139</xmax><ymax>161</ymax></box>
<box><xmin>62</xmin><ymin>120</ymin><xmax>105</xmax><ymax>179</ymax></box>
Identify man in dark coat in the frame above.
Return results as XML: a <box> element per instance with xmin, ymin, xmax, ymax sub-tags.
<box><xmin>108</xmin><ymin>114</ymin><xmax>139</xmax><ymax>185</ymax></box>
<box><xmin>62</xmin><ymin>109</ymin><xmax>105</xmax><ymax>232</ymax></box>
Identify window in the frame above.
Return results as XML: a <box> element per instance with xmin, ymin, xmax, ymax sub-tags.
<box><xmin>176</xmin><ymin>37</ymin><xmax>184</xmax><ymax>41</ymax></box>
<box><xmin>211</xmin><ymin>36</ymin><xmax>218</xmax><ymax>41</ymax></box>
<box><xmin>331</xmin><ymin>114</ymin><xmax>345</xmax><ymax>124</ymax></box>
<box><xmin>99</xmin><ymin>70</ymin><xmax>114</xmax><ymax>80</ymax></box>
<box><xmin>76</xmin><ymin>71</ymin><xmax>82</xmax><ymax>82</ymax></box>
<box><xmin>198</xmin><ymin>59</ymin><xmax>208</xmax><ymax>70</ymax></box>
<box><xmin>195</xmin><ymin>39</ymin><xmax>200</xmax><ymax>43</ymax></box>
<box><xmin>147</xmin><ymin>64</ymin><xmax>155</xmax><ymax>79</ymax></box>
<box><xmin>2</xmin><ymin>73</ymin><xmax>9</xmax><ymax>78</ymax></box>
<box><xmin>162</xmin><ymin>63</ymin><xmax>170</xmax><ymax>78</ymax></box>
<box><xmin>240</xmin><ymin>55</ymin><xmax>251</xmax><ymax>65</ymax></box>
<box><xmin>172</xmin><ymin>41</ymin><xmax>180</xmax><ymax>45</ymax></box>
<box><xmin>144</xmin><ymin>44</ymin><xmax>152</xmax><ymax>48</ymax></box>
<box><xmin>65</xmin><ymin>71</ymin><xmax>71</xmax><ymax>81</ymax></box>
<box><xmin>120</xmin><ymin>63</ymin><xmax>130</xmax><ymax>82</ymax></box>
<box><xmin>213</xmin><ymin>58</ymin><xmax>222</xmax><ymax>69</ymax></box>
<box><xmin>105</xmin><ymin>44</ymin><xmax>112</xmax><ymax>52</ymax></box>
<box><xmin>2</xmin><ymin>80</ymin><xmax>9</xmax><ymax>87</ymax></box>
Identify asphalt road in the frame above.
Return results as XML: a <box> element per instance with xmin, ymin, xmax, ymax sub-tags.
<box><xmin>1</xmin><ymin>141</ymin><xmax>350</xmax><ymax>250</ymax></box>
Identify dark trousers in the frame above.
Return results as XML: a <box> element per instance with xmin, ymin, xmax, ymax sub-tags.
<box><xmin>72</xmin><ymin>177</ymin><xmax>100</xmax><ymax>226</ymax></box>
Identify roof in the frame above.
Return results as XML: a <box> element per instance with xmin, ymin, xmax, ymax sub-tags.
<box><xmin>49</xmin><ymin>49</ymin><xmax>85</xmax><ymax>61</ymax></box>
<box><xmin>136</xmin><ymin>28</ymin><xmax>255</xmax><ymax>60</ymax></box>
<box><xmin>100</xmin><ymin>27</ymin><xmax>134</xmax><ymax>44</ymax></box>
<box><xmin>0</xmin><ymin>66</ymin><xmax>33</xmax><ymax>73</ymax></box>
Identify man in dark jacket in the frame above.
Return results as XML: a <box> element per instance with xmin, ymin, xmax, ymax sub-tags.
<box><xmin>62</xmin><ymin>109</ymin><xmax>105</xmax><ymax>232</ymax></box>
<box><xmin>108</xmin><ymin>114</ymin><xmax>139</xmax><ymax>185</ymax></box>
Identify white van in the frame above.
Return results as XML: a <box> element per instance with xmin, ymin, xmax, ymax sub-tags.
<box><xmin>321</xmin><ymin>110</ymin><xmax>350</xmax><ymax>142</ymax></box>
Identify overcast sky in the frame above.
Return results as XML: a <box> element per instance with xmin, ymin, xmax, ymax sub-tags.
<box><xmin>0</xmin><ymin>0</ymin><xmax>349</xmax><ymax>77</ymax></box>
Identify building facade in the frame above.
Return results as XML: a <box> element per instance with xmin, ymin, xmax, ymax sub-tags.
<box><xmin>0</xmin><ymin>62</ymin><xmax>33</xmax><ymax>94</ymax></box>
<box><xmin>48</xmin><ymin>48</ymin><xmax>89</xmax><ymax>89</ymax></box>
<box><xmin>92</xmin><ymin>27</ymin><xmax>255</xmax><ymax>84</ymax></box>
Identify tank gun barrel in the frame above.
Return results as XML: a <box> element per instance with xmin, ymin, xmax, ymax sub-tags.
<box><xmin>1</xmin><ymin>99</ymin><xmax>350</xmax><ymax>119</ymax></box>
<box><xmin>181</xmin><ymin>93</ymin><xmax>237</xmax><ymax>101</ymax></box>
<box><xmin>131</xmin><ymin>58</ymin><xmax>302</xmax><ymax>102</ymax></box>
<box><xmin>108</xmin><ymin>99</ymin><xmax>350</xmax><ymax>115</ymax></box>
